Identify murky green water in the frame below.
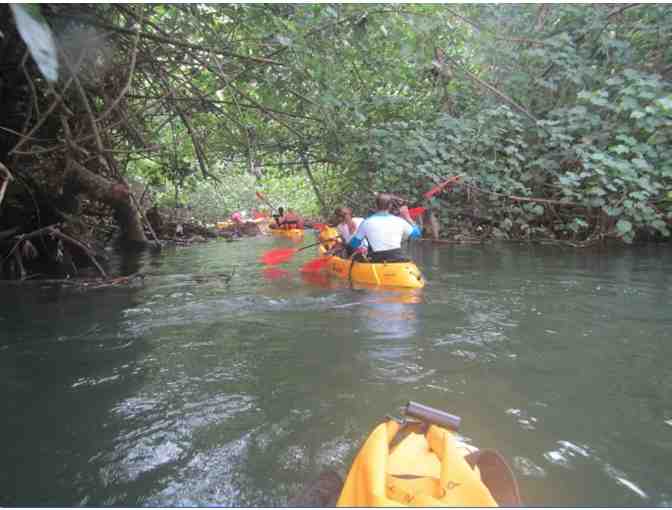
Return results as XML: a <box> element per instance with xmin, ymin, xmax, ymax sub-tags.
<box><xmin>1</xmin><ymin>236</ymin><xmax>671</xmax><ymax>507</ymax></box>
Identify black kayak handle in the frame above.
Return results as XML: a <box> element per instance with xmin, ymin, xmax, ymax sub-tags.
<box><xmin>404</xmin><ymin>401</ymin><xmax>461</xmax><ymax>431</ymax></box>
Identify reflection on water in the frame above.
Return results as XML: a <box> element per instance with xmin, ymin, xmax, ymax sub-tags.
<box><xmin>1</xmin><ymin>239</ymin><xmax>671</xmax><ymax>507</ymax></box>
<box><xmin>355</xmin><ymin>290</ymin><xmax>420</xmax><ymax>340</ymax></box>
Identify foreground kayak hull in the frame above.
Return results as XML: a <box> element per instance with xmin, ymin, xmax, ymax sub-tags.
<box><xmin>290</xmin><ymin>402</ymin><xmax>521</xmax><ymax>508</ymax></box>
<box><xmin>321</xmin><ymin>254</ymin><xmax>425</xmax><ymax>289</ymax></box>
<box><xmin>336</xmin><ymin>420</ymin><xmax>514</xmax><ymax>507</ymax></box>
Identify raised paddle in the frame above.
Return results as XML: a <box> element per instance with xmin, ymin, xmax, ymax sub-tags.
<box><xmin>408</xmin><ymin>206</ymin><xmax>426</xmax><ymax>220</ymax></box>
<box><xmin>260</xmin><ymin>237</ymin><xmax>338</xmax><ymax>266</ymax></box>
<box><xmin>423</xmin><ymin>175</ymin><xmax>462</xmax><ymax>199</ymax></box>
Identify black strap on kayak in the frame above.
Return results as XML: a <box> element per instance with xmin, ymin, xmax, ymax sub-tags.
<box><xmin>465</xmin><ymin>449</ymin><xmax>522</xmax><ymax>506</ymax></box>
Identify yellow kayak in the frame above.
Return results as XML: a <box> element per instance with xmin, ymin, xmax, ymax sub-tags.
<box><xmin>337</xmin><ymin>402</ymin><xmax>521</xmax><ymax>507</ymax></box>
<box><xmin>316</xmin><ymin>226</ymin><xmax>424</xmax><ymax>289</ymax></box>
<box><xmin>216</xmin><ymin>220</ymin><xmax>233</xmax><ymax>230</ymax></box>
<box><xmin>290</xmin><ymin>402</ymin><xmax>521</xmax><ymax>507</ymax></box>
<box><xmin>321</xmin><ymin>253</ymin><xmax>425</xmax><ymax>289</ymax></box>
<box><xmin>270</xmin><ymin>227</ymin><xmax>304</xmax><ymax>238</ymax></box>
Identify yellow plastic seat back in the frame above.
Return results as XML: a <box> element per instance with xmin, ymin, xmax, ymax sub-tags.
<box><xmin>336</xmin><ymin>421</ymin><xmax>499</xmax><ymax>507</ymax></box>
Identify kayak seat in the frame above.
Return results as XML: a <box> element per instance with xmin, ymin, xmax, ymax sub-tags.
<box><xmin>388</xmin><ymin>423</ymin><xmax>521</xmax><ymax>506</ymax></box>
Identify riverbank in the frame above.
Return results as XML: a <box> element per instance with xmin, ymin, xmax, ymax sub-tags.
<box><xmin>2</xmin><ymin>198</ymin><xmax>669</xmax><ymax>284</ymax></box>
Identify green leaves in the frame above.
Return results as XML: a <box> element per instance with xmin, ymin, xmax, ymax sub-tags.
<box><xmin>616</xmin><ymin>219</ymin><xmax>632</xmax><ymax>235</ymax></box>
<box><xmin>73</xmin><ymin>4</ymin><xmax>672</xmax><ymax>244</ymax></box>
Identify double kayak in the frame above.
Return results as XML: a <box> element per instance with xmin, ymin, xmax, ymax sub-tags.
<box><xmin>316</xmin><ymin>226</ymin><xmax>425</xmax><ymax>289</ymax></box>
<box><xmin>319</xmin><ymin>252</ymin><xmax>425</xmax><ymax>289</ymax></box>
<box><xmin>290</xmin><ymin>402</ymin><xmax>522</xmax><ymax>507</ymax></box>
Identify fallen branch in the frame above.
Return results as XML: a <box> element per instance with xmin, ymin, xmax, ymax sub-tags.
<box><xmin>461</xmin><ymin>182</ymin><xmax>579</xmax><ymax>207</ymax></box>
<box><xmin>129</xmin><ymin>192</ymin><xmax>161</xmax><ymax>247</ymax></box>
<box><xmin>48</xmin><ymin>229</ymin><xmax>107</xmax><ymax>279</ymax></box>
<box><xmin>0</xmin><ymin>227</ymin><xmax>21</xmax><ymax>241</ymax></box>
<box><xmin>418</xmin><ymin>238</ymin><xmax>484</xmax><ymax>245</ymax></box>
<box><xmin>13</xmin><ymin>250</ymin><xmax>26</xmax><ymax>280</ymax></box>
<box><xmin>0</xmin><ymin>273</ymin><xmax>145</xmax><ymax>288</ymax></box>
<box><xmin>1</xmin><ymin>224</ymin><xmax>107</xmax><ymax>279</ymax></box>
<box><xmin>0</xmin><ymin>163</ymin><xmax>15</xmax><ymax>208</ymax></box>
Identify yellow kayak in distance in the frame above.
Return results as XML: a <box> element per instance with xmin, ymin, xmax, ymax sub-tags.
<box><xmin>216</xmin><ymin>220</ymin><xmax>233</xmax><ymax>230</ymax></box>
<box><xmin>289</xmin><ymin>402</ymin><xmax>522</xmax><ymax>508</ymax></box>
<box><xmin>270</xmin><ymin>227</ymin><xmax>305</xmax><ymax>238</ymax></box>
<box><xmin>315</xmin><ymin>226</ymin><xmax>425</xmax><ymax>289</ymax></box>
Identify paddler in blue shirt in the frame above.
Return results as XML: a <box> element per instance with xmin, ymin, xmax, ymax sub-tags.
<box><xmin>348</xmin><ymin>193</ymin><xmax>422</xmax><ymax>262</ymax></box>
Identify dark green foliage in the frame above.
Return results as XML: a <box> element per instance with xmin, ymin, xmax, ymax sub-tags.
<box><xmin>4</xmin><ymin>4</ymin><xmax>671</xmax><ymax>243</ymax></box>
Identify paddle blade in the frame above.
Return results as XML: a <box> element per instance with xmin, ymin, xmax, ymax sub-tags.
<box><xmin>260</xmin><ymin>247</ymin><xmax>297</xmax><ymax>265</ymax></box>
<box><xmin>408</xmin><ymin>207</ymin><xmax>425</xmax><ymax>220</ymax></box>
<box><xmin>300</xmin><ymin>257</ymin><xmax>329</xmax><ymax>273</ymax></box>
<box><xmin>423</xmin><ymin>175</ymin><xmax>461</xmax><ymax>199</ymax></box>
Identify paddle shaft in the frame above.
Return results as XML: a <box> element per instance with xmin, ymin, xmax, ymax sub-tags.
<box><xmin>297</xmin><ymin>237</ymin><xmax>338</xmax><ymax>253</ymax></box>
<box><xmin>376</xmin><ymin>175</ymin><xmax>463</xmax><ymax>206</ymax></box>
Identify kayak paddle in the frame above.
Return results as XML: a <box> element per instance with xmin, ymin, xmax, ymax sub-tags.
<box><xmin>423</xmin><ymin>175</ymin><xmax>462</xmax><ymax>199</ymax></box>
<box><xmin>260</xmin><ymin>237</ymin><xmax>338</xmax><ymax>266</ymax></box>
<box><xmin>408</xmin><ymin>207</ymin><xmax>426</xmax><ymax>220</ymax></box>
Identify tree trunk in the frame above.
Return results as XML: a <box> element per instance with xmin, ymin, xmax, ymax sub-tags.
<box><xmin>422</xmin><ymin>209</ymin><xmax>441</xmax><ymax>240</ymax></box>
<box><xmin>300</xmin><ymin>151</ymin><xmax>328</xmax><ymax>217</ymax></box>
<box><xmin>65</xmin><ymin>160</ymin><xmax>147</xmax><ymax>242</ymax></box>
<box><xmin>429</xmin><ymin>211</ymin><xmax>440</xmax><ymax>240</ymax></box>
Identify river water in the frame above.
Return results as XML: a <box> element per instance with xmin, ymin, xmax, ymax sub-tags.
<box><xmin>1</xmin><ymin>235</ymin><xmax>671</xmax><ymax>507</ymax></box>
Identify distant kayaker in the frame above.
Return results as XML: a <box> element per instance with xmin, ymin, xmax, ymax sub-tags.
<box><xmin>328</xmin><ymin>207</ymin><xmax>366</xmax><ymax>257</ymax></box>
<box><xmin>230</xmin><ymin>211</ymin><xmax>244</xmax><ymax>224</ymax></box>
<box><xmin>278</xmin><ymin>208</ymin><xmax>304</xmax><ymax>229</ymax></box>
<box><xmin>271</xmin><ymin>207</ymin><xmax>285</xmax><ymax>229</ymax></box>
<box><xmin>348</xmin><ymin>193</ymin><xmax>422</xmax><ymax>262</ymax></box>
<box><xmin>230</xmin><ymin>210</ymin><xmax>244</xmax><ymax>236</ymax></box>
